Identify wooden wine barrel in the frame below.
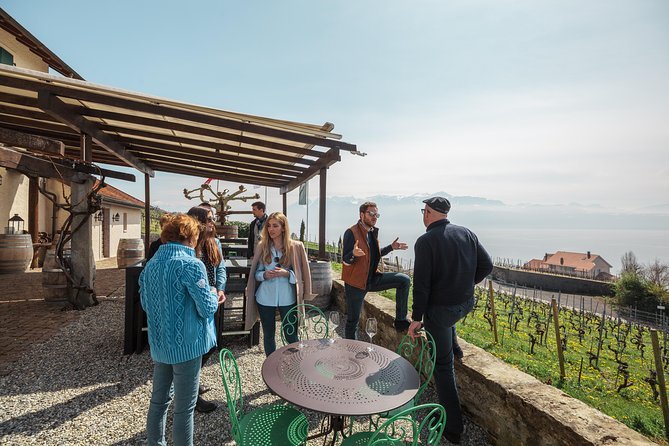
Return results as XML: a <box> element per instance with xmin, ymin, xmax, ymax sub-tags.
<box><xmin>117</xmin><ymin>238</ymin><xmax>145</xmax><ymax>269</ymax></box>
<box><xmin>42</xmin><ymin>247</ymin><xmax>71</xmax><ymax>302</ymax></box>
<box><xmin>216</xmin><ymin>224</ymin><xmax>239</xmax><ymax>239</ymax></box>
<box><xmin>0</xmin><ymin>234</ymin><xmax>34</xmax><ymax>274</ymax></box>
<box><xmin>309</xmin><ymin>260</ymin><xmax>333</xmax><ymax>310</ymax></box>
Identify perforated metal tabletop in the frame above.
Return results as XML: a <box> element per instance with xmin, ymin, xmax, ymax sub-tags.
<box><xmin>262</xmin><ymin>339</ymin><xmax>419</xmax><ymax>417</ymax></box>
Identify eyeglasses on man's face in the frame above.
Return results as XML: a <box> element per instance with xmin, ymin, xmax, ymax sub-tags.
<box><xmin>420</xmin><ymin>208</ymin><xmax>429</xmax><ymax>215</ymax></box>
<box><xmin>366</xmin><ymin>211</ymin><xmax>381</xmax><ymax>218</ymax></box>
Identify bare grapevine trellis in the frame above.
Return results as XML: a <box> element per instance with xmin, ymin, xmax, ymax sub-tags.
<box><xmin>461</xmin><ymin>279</ymin><xmax>669</xmax><ymax>439</ymax></box>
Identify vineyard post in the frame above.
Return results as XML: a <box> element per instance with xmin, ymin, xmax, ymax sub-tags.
<box><xmin>488</xmin><ymin>280</ymin><xmax>499</xmax><ymax>343</ymax></box>
<box><xmin>552</xmin><ymin>297</ymin><xmax>566</xmax><ymax>380</ymax></box>
<box><xmin>650</xmin><ymin>329</ymin><xmax>669</xmax><ymax>439</ymax></box>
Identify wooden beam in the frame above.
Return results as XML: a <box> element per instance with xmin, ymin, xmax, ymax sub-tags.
<box><xmin>282</xmin><ymin>193</ymin><xmax>287</xmax><ymax>216</ymax></box>
<box><xmin>127</xmin><ymin>143</ymin><xmax>303</xmax><ymax>176</ymax></box>
<box><xmin>145</xmin><ymin>159</ymin><xmax>282</xmax><ymax>187</ymax></box>
<box><xmin>37</xmin><ymin>91</ymin><xmax>154</xmax><ymax>177</ymax></box>
<box><xmin>117</xmin><ymin>134</ymin><xmax>315</xmax><ymax>167</ymax></box>
<box><xmin>0</xmin><ymin>145</ymin><xmax>136</xmax><ymax>182</ymax></box>
<box><xmin>1</xmin><ymin>78</ymin><xmax>353</xmax><ymax>151</ymax></box>
<box><xmin>280</xmin><ymin>148</ymin><xmax>340</xmax><ymax>194</ymax></box>
<box><xmin>88</xmin><ymin>109</ymin><xmax>324</xmax><ymax>157</ymax></box>
<box><xmin>1</xmin><ymin>145</ymin><xmax>82</xmax><ymax>183</ymax></box>
<box><xmin>0</xmin><ymin>126</ymin><xmax>64</xmax><ymax>155</ymax></box>
<box><xmin>131</xmin><ymin>149</ymin><xmax>291</xmax><ymax>182</ymax></box>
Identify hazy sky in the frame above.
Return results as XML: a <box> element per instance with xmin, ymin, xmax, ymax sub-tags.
<box><xmin>4</xmin><ymin>1</ymin><xmax>669</xmax><ymax>209</ymax></box>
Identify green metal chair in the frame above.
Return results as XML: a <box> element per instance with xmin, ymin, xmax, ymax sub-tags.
<box><xmin>218</xmin><ymin>349</ymin><xmax>309</xmax><ymax>445</ymax></box>
<box><xmin>280</xmin><ymin>303</ymin><xmax>329</xmax><ymax>345</ymax></box>
<box><xmin>373</xmin><ymin>329</ymin><xmax>436</xmax><ymax>425</ymax></box>
<box><xmin>342</xmin><ymin>403</ymin><xmax>446</xmax><ymax>446</ymax></box>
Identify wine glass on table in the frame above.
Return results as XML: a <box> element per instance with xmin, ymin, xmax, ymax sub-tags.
<box><xmin>366</xmin><ymin>318</ymin><xmax>377</xmax><ymax>352</ymax></box>
<box><xmin>298</xmin><ymin>318</ymin><xmax>307</xmax><ymax>349</ymax></box>
<box><xmin>328</xmin><ymin>311</ymin><xmax>340</xmax><ymax>344</ymax></box>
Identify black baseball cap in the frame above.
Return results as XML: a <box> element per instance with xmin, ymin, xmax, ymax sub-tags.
<box><xmin>423</xmin><ymin>196</ymin><xmax>451</xmax><ymax>214</ymax></box>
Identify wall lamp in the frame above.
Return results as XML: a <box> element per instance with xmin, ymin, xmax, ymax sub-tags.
<box><xmin>94</xmin><ymin>211</ymin><xmax>104</xmax><ymax>222</ymax></box>
<box><xmin>112</xmin><ymin>213</ymin><xmax>120</xmax><ymax>222</ymax></box>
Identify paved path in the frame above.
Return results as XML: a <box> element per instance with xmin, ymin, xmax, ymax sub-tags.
<box><xmin>488</xmin><ymin>279</ymin><xmax>618</xmax><ymax>318</ymax></box>
<box><xmin>0</xmin><ymin>258</ymin><xmax>125</xmax><ymax>375</ymax></box>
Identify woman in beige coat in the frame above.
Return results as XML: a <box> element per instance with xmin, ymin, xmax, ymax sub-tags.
<box><xmin>244</xmin><ymin>212</ymin><xmax>315</xmax><ymax>355</ymax></box>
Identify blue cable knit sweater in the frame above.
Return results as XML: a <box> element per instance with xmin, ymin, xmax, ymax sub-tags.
<box><xmin>140</xmin><ymin>242</ymin><xmax>218</xmax><ymax>364</ymax></box>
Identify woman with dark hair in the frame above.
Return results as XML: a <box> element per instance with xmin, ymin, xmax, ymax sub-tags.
<box><xmin>245</xmin><ymin>212</ymin><xmax>315</xmax><ymax>356</ymax></box>
<box><xmin>140</xmin><ymin>213</ymin><xmax>218</xmax><ymax>446</ymax></box>
<box><xmin>186</xmin><ymin>206</ymin><xmax>226</xmax><ymax>413</ymax></box>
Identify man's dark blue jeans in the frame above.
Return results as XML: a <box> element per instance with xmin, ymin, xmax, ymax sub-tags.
<box><xmin>344</xmin><ymin>272</ymin><xmax>410</xmax><ymax>340</ymax></box>
<box><xmin>423</xmin><ymin>295</ymin><xmax>475</xmax><ymax>437</ymax></box>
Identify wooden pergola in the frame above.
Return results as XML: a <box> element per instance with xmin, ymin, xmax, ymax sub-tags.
<box><xmin>0</xmin><ymin>64</ymin><xmax>357</xmax><ymax>259</ymax></box>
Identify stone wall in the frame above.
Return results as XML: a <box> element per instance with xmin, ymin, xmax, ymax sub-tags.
<box><xmin>492</xmin><ymin>266</ymin><xmax>615</xmax><ymax>296</ymax></box>
<box><xmin>331</xmin><ymin>279</ymin><xmax>655</xmax><ymax>445</ymax></box>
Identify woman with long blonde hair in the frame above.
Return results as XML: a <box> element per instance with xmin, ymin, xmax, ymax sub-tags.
<box><xmin>245</xmin><ymin>212</ymin><xmax>315</xmax><ymax>356</ymax></box>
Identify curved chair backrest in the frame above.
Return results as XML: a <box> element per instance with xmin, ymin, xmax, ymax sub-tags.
<box><xmin>219</xmin><ymin>348</ymin><xmax>244</xmax><ymax>444</ymax></box>
<box><xmin>396</xmin><ymin>329</ymin><xmax>436</xmax><ymax>403</ymax></box>
<box><xmin>280</xmin><ymin>303</ymin><xmax>329</xmax><ymax>345</ymax></box>
<box><xmin>369</xmin><ymin>403</ymin><xmax>446</xmax><ymax>446</ymax></box>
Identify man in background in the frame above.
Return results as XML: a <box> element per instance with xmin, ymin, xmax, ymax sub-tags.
<box><xmin>247</xmin><ymin>201</ymin><xmax>267</xmax><ymax>259</ymax></box>
<box><xmin>341</xmin><ymin>201</ymin><xmax>411</xmax><ymax>340</ymax></box>
<box><xmin>408</xmin><ymin>196</ymin><xmax>492</xmax><ymax>445</ymax></box>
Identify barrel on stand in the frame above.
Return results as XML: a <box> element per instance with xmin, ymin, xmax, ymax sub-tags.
<box><xmin>216</xmin><ymin>223</ymin><xmax>239</xmax><ymax>239</ymax></box>
<box><xmin>117</xmin><ymin>238</ymin><xmax>145</xmax><ymax>269</ymax></box>
<box><xmin>309</xmin><ymin>260</ymin><xmax>334</xmax><ymax>310</ymax></box>
<box><xmin>0</xmin><ymin>234</ymin><xmax>34</xmax><ymax>274</ymax></box>
<box><xmin>42</xmin><ymin>245</ymin><xmax>71</xmax><ymax>302</ymax></box>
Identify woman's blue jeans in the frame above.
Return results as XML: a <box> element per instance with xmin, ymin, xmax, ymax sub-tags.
<box><xmin>423</xmin><ymin>296</ymin><xmax>475</xmax><ymax>436</ymax></box>
<box><xmin>256</xmin><ymin>302</ymin><xmax>298</xmax><ymax>356</ymax></box>
<box><xmin>146</xmin><ymin>356</ymin><xmax>201</xmax><ymax>446</ymax></box>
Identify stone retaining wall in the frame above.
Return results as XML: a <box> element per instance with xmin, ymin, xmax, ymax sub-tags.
<box><xmin>330</xmin><ymin>280</ymin><xmax>655</xmax><ymax>445</ymax></box>
<box><xmin>492</xmin><ymin>266</ymin><xmax>614</xmax><ymax>296</ymax></box>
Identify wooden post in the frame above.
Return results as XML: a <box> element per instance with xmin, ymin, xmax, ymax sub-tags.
<box><xmin>552</xmin><ymin>298</ymin><xmax>566</xmax><ymax>380</ymax></box>
<box><xmin>69</xmin><ymin>174</ymin><xmax>96</xmax><ymax>308</ymax></box>
<box><xmin>144</xmin><ymin>173</ymin><xmax>151</xmax><ymax>257</ymax></box>
<box><xmin>282</xmin><ymin>192</ymin><xmax>287</xmax><ymax>216</ymax></box>
<box><xmin>80</xmin><ymin>132</ymin><xmax>92</xmax><ymax>163</ymax></box>
<box><xmin>488</xmin><ymin>281</ymin><xmax>499</xmax><ymax>343</ymax></box>
<box><xmin>651</xmin><ymin>329</ymin><xmax>669</xmax><ymax>439</ymax></box>
<box><xmin>318</xmin><ymin>167</ymin><xmax>326</xmax><ymax>260</ymax></box>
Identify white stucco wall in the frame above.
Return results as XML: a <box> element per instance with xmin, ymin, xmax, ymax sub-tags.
<box><xmin>92</xmin><ymin>205</ymin><xmax>142</xmax><ymax>261</ymax></box>
<box><xmin>0</xmin><ymin>168</ymin><xmax>30</xmax><ymax>234</ymax></box>
<box><xmin>0</xmin><ymin>28</ymin><xmax>49</xmax><ymax>72</ymax></box>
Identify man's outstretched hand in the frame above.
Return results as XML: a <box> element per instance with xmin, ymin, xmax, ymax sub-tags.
<box><xmin>391</xmin><ymin>237</ymin><xmax>408</xmax><ymax>250</ymax></box>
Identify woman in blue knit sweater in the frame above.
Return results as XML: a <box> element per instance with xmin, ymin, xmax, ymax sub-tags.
<box><xmin>140</xmin><ymin>214</ymin><xmax>219</xmax><ymax>446</ymax></box>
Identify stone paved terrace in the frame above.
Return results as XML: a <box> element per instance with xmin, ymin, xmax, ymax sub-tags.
<box><xmin>0</xmin><ymin>258</ymin><xmax>123</xmax><ymax>376</ymax></box>
<box><xmin>0</xmin><ymin>260</ymin><xmax>488</xmax><ymax>445</ymax></box>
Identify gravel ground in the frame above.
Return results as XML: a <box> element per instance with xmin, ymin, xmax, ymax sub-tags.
<box><xmin>0</xmin><ymin>298</ymin><xmax>490</xmax><ymax>445</ymax></box>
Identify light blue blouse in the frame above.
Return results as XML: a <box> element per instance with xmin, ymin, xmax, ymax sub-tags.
<box><xmin>254</xmin><ymin>245</ymin><xmax>297</xmax><ymax>307</ymax></box>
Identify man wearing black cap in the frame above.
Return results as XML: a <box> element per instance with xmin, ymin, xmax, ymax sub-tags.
<box><xmin>408</xmin><ymin>196</ymin><xmax>492</xmax><ymax>444</ymax></box>
<box><xmin>341</xmin><ymin>201</ymin><xmax>412</xmax><ymax>340</ymax></box>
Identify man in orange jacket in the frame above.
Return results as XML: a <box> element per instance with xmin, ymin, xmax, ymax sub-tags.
<box><xmin>341</xmin><ymin>201</ymin><xmax>411</xmax><ymax>339</ymax></box>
